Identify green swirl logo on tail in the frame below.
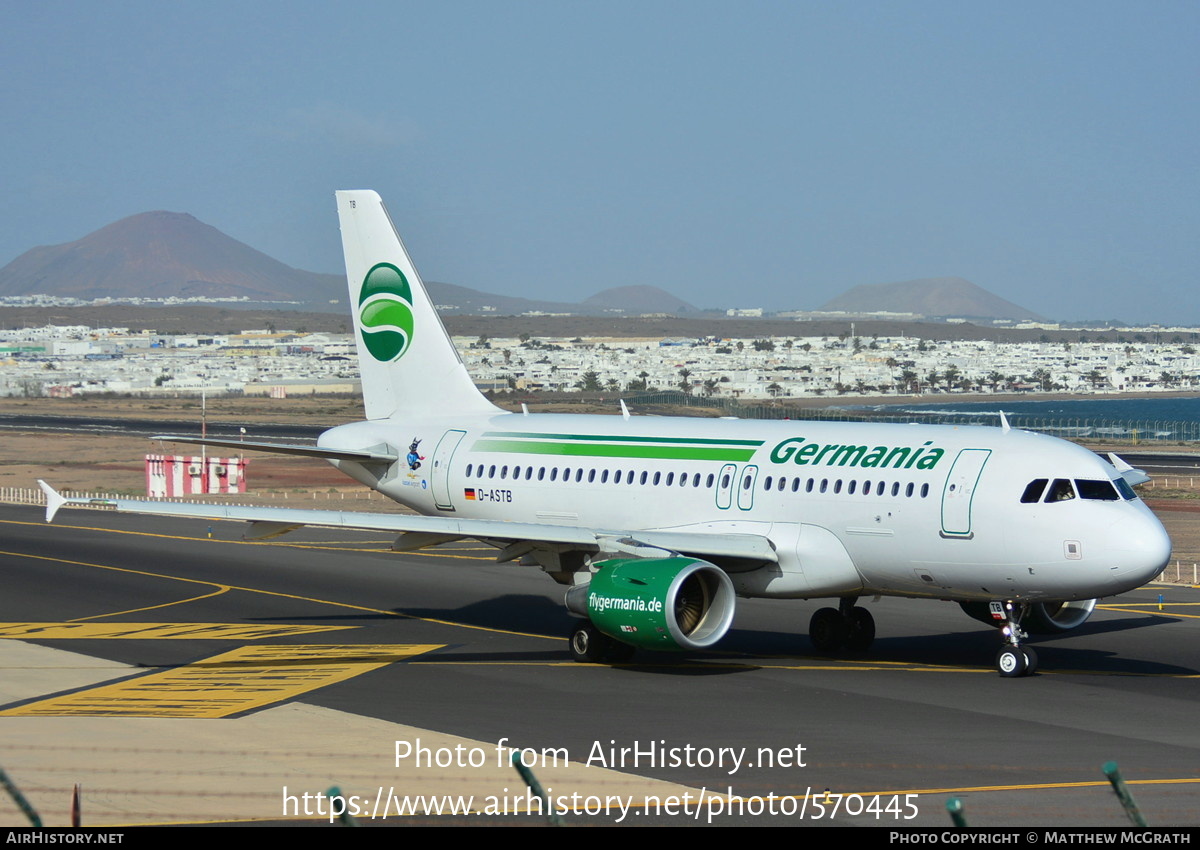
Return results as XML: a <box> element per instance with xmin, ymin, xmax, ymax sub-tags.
<box><xmin>358</xmin><ymin>263</ymin><xmax>415</xmax><ymax>362</ymax></box>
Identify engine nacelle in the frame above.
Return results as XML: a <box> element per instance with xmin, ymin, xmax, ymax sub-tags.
<box><xmin>959</xmin><ymin>599</ymin><xmax>1097</xmax><ymax>633</ymax></box>
<box><xmin>565</xmin><ymin>557</ymin><xmax>736</xmax><ymax>651</ymax></box>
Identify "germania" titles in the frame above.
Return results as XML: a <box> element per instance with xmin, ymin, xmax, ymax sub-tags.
<box><xmin>768</xmin><ymin>437</ymin><xmax>946</xmax><ymax>470</ymax></box>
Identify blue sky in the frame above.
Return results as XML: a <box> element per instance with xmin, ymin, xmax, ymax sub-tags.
<box><xmin>2</xmin><ymin>1</ymin><xmax>1196</xmax><ymax>322</ymax></box>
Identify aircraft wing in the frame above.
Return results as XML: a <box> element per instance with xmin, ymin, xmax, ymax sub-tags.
<box><xmin>36</xmin><ymin>481</ymin><xmax>777</xmax><ymax>564</ymax></box>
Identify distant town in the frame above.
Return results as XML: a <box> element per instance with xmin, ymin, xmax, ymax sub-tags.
<box><xmin>3</xmin><ymin>318</ymin><xmax>1198</xmax><ymax>400</ymax></box>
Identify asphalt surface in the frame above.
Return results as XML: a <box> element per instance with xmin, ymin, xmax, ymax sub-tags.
<box><xmin>0</xmin><ymin>503</ymin><xmax>1198</xmax><ymax>827</ymax></box>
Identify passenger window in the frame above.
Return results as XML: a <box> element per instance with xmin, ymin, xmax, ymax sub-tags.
<box><xmin>575</xmin><ymin>469</ymin><xmax>583</xmax><ymax>483</ymax></box>
<box><xmin>1046</xmin><ymin>479</ymin><xmax>1076</xmax><ymax>502</ymax></box>
<box><xmin>641</xmin><ymin>471</ymin><xmax>649</xmax><ymax>485</ymax></box>
<box><xmin>1021</xmin><ymin>479</ymin><xmax>1048</xmax><ymax>503</ymax></box>
<box><xmin>833</xmin><ymin>479</ymin><xmax>842</xmax><ymax>494</ymax></box>
<box><xmin>721</xmin><ymin>473</ymin><xmax>730</xmax><ymax>488</ymax></box>
<box><xmin>848</xmin><ymin>480</ymin><xmax>857</xmax><ymax>495</ymax></box>
<box><xmin>466</xmin><ymin>464</ymin><xmax>473</xmax><ymax>477</ymax></box>
<box><xmin>706</xmin><ymin>474</ymin><xmax>715</xmax><ymax>488</ymax></box>
<box><xmin>763</xmin><ymin>476</ymin><xmax>773</xmax><ymax>490</ymax></box>
<box><xmin>905</xmin><ymin>482</ymin><xmax>914</xmax><ymax>497</ymax></box>
<box><xmin>891</xmin><ymin>482</ymin><xmax>899</xmax><ymax>497</ymax></box>
<box><xmin>588</xmin><ymin>469</ymin><xmax>596</xmax><ymax>483</ymax></box>
<box><xmin>653</xmin><ymin>471</ymin><xmax>661</xmax><ymax>486</ymax></box>
<box><xmin>778</xmin><ymin>477</ymin><xmax>786</xmax><ymax>492</ymax></box>
<box><xmin>920</xmin><ymin>483</ymin><xmax>929</xmax><ymax>498</ymax></box>
<box><xmin>489</xmin><ymin>465</ymin><xmax>497</xmax><ymax>478</ymax></box>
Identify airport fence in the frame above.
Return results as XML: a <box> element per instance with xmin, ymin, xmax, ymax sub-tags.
<box><xmin>625</xmin><ymin>391</ymin><xmax>1200</xmax><ymax>443</ymax></box>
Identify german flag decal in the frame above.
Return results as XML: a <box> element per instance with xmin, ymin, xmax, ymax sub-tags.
<box><xmin>464</xmin><ymin>488</ymin><xmax>477</xmax><ymax>500</ymax></box>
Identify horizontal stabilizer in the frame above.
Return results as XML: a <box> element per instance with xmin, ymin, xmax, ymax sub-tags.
<box><xmin>152</xmin><ymin>435</ymin><xmax>397</xmax><ymax>463</ymax></box>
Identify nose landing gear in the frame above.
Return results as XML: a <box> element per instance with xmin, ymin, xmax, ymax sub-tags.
<box><xmin>992</xmin><ymin>601</ymin><xmax>1037</xmax><ymax>677</ymax></box>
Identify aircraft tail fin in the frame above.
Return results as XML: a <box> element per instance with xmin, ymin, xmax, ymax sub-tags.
<box><xmin>335</xmin><ymin>190</ymin><xmax>499</xmax><ymax>420</ymax></box>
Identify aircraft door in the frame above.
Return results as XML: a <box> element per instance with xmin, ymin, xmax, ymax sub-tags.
<box><xmin>737</xmin><ymin>464</ymin><xmax>759</xmax><ymax>511</ymax></box>
<box><xmin>940</xmin><ymin>448</ymin><xmax>992</xmax><ymax>537</ymax></box>
<box><xmin>715</xmin><ymin>463</ymin><xmax>737</xmax><ymax>510</ymax></box>
<box><xmin>431</xmin><ymin>429</ymin><xmax>467</xmax><ymax>511</ymax></box>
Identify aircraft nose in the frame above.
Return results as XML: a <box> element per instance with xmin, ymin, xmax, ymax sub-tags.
<box><xmin>1109</xmin><ymin>510</ymin><xmax>1172</xmax><ymax>587</ymax></box>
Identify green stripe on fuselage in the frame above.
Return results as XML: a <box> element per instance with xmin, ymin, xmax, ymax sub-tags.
<box><xmin>482</xmin><ymin>431</ymin><xmax>763</xmax><ymax>447</ymax></box>
<box><xmin>472</xmin><ymin>439</ymin><xmax>756</xmax><ymax>461</ymax></box>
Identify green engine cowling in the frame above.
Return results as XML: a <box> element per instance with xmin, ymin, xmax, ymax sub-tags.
<box><xmin>565</xmin><ymin>557</ymin><xmax>736</xmax><ymax>651</ymax></box>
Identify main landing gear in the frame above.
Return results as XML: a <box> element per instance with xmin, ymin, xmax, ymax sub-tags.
<box><xmin>809</xmin><ymin>598</ymin><xmax>875</xmax><ymax>652</ymax></box>
<box><xmin>568</xmin><ymin>621</ymin><xmax>635</xmax><ymax>664</ymax></box>
<box><xmin>992</xmin><ymin>601</ymin><xmax>1037</xmax><ymax>678</ymax></box>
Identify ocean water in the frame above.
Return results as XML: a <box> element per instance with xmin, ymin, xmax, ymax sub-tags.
<box><xmin>885</xmin><ymin>396</ymin><xmax>1200</xmax><ymax>425</ymax></box>
<box><xmin>832</xmin><ymin>395</ymin><xmax>1200</xmax><ymax>441</ymax></box>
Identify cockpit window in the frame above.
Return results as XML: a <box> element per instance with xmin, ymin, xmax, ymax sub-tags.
<box><xmin>1114</xmin><ymin>478</ymin><xmax>1137</xmax><ymax>500</ymax></box>
<box><xmin>1021</xmin><ymin>479</ymin><xmax>1048</xmax><ymax>503</ymax></box>
<box><xmin>1075</xmin><ymin>479</ymin><xmax>1120</xmax><ymax>501</ymax></box>
<box><xmin>1045</xmin><ymin>479</ymin><xmax>1076</xmax><ymax>502</ymax></box>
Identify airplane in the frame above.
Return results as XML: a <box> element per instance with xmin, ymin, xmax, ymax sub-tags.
<box><xmin>38</xmin><ymin>190</ymin><xmax>1172</xmax><ymax>677</ymax></box>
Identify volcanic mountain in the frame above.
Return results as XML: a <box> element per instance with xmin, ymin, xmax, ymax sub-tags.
<box><xmin>0</xmin><ymin>210</ymin><xmax>698</xmax><ymax>315</ymax></box>
<box><xmin>821</xmin><ymin>277</ymin><xmax>1043</xmax><ymax>321</ymax></box>
<box><xmin>0</xmin><ymin>211</ymin><xmax>342</xmax><ymax>302</ymax></box>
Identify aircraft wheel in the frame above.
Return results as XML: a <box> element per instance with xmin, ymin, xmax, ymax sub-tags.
<box><xmin>845</xmin><ymin>607</ymin><xmax>876</xmax><ymax>651</ymax></box>
<box><xmin>996</xmin><ymin>647</ymin><xmax>1027</xmax><ymax>678</ymax></box>
<box><xmin>810</xmin><ymin>607</ymin><xmax>846</xmax><ymax>652</ymax></box>
<box><xmin>1022</xmin><ymin>646</ymin><xmax>1039</xmax><ymax>676</ymax></box>
<box><xmin>570</xmin><ymin>622</ymin><xmax>611</xmax><ymax>663</ymax></box>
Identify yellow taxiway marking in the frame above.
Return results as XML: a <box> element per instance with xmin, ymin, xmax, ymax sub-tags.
<box><xmin>69</xmin><ymin>586</ymin><xmax>232</xmax><ymax>621</ymax></box>
<box><xmin>1098</xmin><ymin>602</ymin><xmax>1200</xmax><ymax>620</ymax></box>
<box><xmin>0</xmin><ymin>622</ymin><xmax>352</xmax><ymax>640</ymax></box>
<box><xmin>0</xmin><ymin>643</ymin><xmax>442</xmax><ymax>718</ymax></box>
<box><xmin>0</xmin><ymin>546</ymin><xmax>564</xmax><ymax>642</ymax></box>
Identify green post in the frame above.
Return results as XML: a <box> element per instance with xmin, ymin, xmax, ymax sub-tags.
<box><xmin>947</xmin><ymin>796</ymin><xmax>967</xmax><ymax>827</ymax></box>
<box><xmin>511</xmin><ymin>751</ymin><xmax>564</xmax><ymax>826</ymax></box>
<box><xmin>327</xmin><ymin>785</ymin><xmax>358</xmax><ymax>827</ymax></box>
<box><xmin>0</xmin><ymin>765</ymin><xmax>42</xmax><ymax>827</ymax></box>
<box><xmin>1103</xmin><ymin>761</ymin><xmax>1147</xmax><ymax>826</ymax></box>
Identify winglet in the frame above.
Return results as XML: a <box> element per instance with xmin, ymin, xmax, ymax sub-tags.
<box><xmin>1107</xmin><ymin>453</ymin><xmax>1152</xmax><ymax>486</ymax></box>
<box><xmin>998</xmin><ymin>411</ymin><xmax>1011</xmax><ymax>433</ymax></box>
<box><xmin>37</xmin><ymin>480</ymin><xmax>67</xmax><ymax>523</ymax></box>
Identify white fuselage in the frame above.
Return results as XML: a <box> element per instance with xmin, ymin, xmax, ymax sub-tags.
<box><xmin>319</xmin><ymin>413</ymin><xmax>1171</xmax><ymax>604</ymax></box>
